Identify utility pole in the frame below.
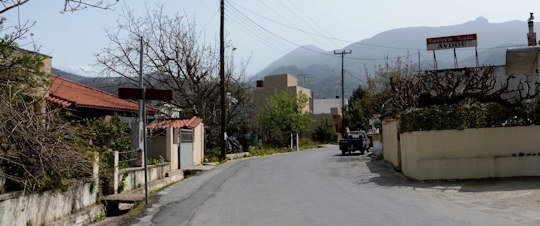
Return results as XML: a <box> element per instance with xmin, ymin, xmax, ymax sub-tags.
<box><xmin>334</xmin><ymin>49</ymin><xmax>352</xmax><ymax>133</ymax></box>
<box><xmin>138</xmin><ymin>37</ymin><xmax>149</xmax><ymax>205</ymax></box>
<box><xmin>219</xmin><ymin>0</ymin><xmax>226</xmax><ymax>160</ymax></box>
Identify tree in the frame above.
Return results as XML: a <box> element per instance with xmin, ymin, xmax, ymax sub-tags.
<box><xmin>343</xmin><ymin>86</ymin><xmax>369</xmax><ymax>131</ymax></box>
<box><xmin>0</xmin><ymin>19</ymin><xmax>96</xmax><ymax>193</ymax></box>
<box><xmin>258</xmin><ymin>91</ymin><xmax>311</xmax><ymax>147</ymax></box>
<box><xmin>97</xmin><ymin>7</ymin><xmax>251</xmax><ymax>148</ymax></box>
<box><xmin>0</xmin><ymin>0</ymin><xmax>118</xmax><ymax>14</ymax></box>
<box><xmin>313</xmin><ymin>119</ymin><xmax>335</xmax><ymax>143</ymax></box>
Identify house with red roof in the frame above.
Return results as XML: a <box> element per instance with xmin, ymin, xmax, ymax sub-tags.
<box><xmin>48</xmin><ymin>75</ymin><xmax>206</xmax><ymax>169</ymax></box>
<box><xmin>48</xmin><ymin>76</ymin><xmax>158</xmax><ymax>117</ymax></box>
<box><xmin>26</xmin><ymin>51</ymin><xmax>206</xmax><ymax>192</ymax></box>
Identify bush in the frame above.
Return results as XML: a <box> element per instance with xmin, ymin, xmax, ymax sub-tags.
<box><xmin>204</xmin><ymin>148</ymin><xmax>221</xmax><ymax>163</ymax></box>
<box><xmin>313</xmin><ymin>119</ymin><xmax>335</xmax><ymax>143</ymax></box>
<box><xmin>399</xmin><ymin>103</ymin><xmax>539</xmax><ymax>133</ymax></box>
<box><xmin>299</xmin><ymin>138</ymin><xmax>319</xmax><ymax>149</ymax></box>
<box><xmin>248</xmin><ymin>146</ymin><xmax>292</xmax><ymax>156</ymax></box>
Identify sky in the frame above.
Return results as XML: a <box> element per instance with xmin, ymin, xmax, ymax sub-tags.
<box><xmin>2</xmin><ymin>0</ymin><xmax>540</xmax><ymax>77</ymax></box>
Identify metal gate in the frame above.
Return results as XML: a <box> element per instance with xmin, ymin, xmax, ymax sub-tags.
<box><xmin>178</xmin><ymin>129</ymin><xmax>194</xmax><ymax>169</ymax></box>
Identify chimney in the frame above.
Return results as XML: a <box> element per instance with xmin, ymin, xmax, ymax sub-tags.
<box><xmin>527</xmin><ymin>12</ymin><xmax>537</xmax><ymax>46</ymax></box>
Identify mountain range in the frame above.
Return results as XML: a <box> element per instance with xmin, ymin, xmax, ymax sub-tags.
<box><xmin>55</xmin><ymin>17</ymin><xmax>534</xmax><ymax>99</ymax></box>
<box><xmin>254</xmin><ymin>17</ymin><xmax>533</xmax><ymax>98</ymax></box>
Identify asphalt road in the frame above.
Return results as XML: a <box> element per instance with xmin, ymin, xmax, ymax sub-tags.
<box><xmin>130</xmin><ymin>145</ymin><xmax>526</xmax><ymax>226</ymax></box>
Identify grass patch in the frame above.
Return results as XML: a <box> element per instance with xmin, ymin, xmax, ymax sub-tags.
<box><xmin>299</xmin><ymin>138</ymin><xmax>320</xmax><ymax>149</ymax></box>
<box><xmin>124</xmin><ymin>197</ymin><xmax>156</xmax><ymax>219</ymax></box>
<box><xmin>204</xmin><ymin>148</ymin><xmax>221</xmax><ymax>163</ymax></box>
<box><xmin>94</xmin><ymin>209</ymin><xmax>107</xmax><ymax>222</ymax></box>
<box><xmin>248</xmin><ymin>146</ymin><xmax>293</xmax><ymax>156</ymax></box>
<box><xmin>372</xmin><ymin>133</ymin><xmax>381</xmax><ymax>141</ymax></box>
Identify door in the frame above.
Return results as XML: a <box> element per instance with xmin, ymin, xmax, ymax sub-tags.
<box><xmin>179</xmin><ymin>129</ymin><xmax>194</xmax><ymax>169</ymax></box>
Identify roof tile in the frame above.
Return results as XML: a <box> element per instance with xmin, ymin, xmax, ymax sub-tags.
<box><xmin>48</xmin><ymin>76</ymin><xmax>158</xmax><ymax>113</ymax></box>
<box><xmin>147</xmin><ymin>116</ymin><xmax>202</xmax><ymax>129</ymax></box>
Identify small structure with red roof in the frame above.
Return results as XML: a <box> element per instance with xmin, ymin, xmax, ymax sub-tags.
<box><xmin>147</xmin><ymin>116</ymin><xmax>205</xmax><ymax>169</ymax></box>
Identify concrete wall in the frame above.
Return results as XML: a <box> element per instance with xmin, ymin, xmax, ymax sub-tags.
<box><xmin>264</xmin><ymin>73</ymin><xmax>297</xmax><ymax>89</ymax></box>
<box><xmin>291</xmin><ymin>86</ymin><xmax>312</xmax><ymax>113</ymax></box>
<box><xmin>166</xmin><ymin>127</ymin><xmax>179</xmax><ymax>170</ymax></box>
<box><xmin>254</xmin><ymin>74</ymin><xmax>312</xmax><ymax>114</ymax></box>
<box><xmin>118</xmin><ymin>163</ymin><xmax>171</xmax><ymax>193</ymax></box>
<box><xmin>0</xmin><ymin>180</ymin><xmax>100</xmax><ymax>226</ymax></box>
<box><xmin>149</xmin><ymin>134</ymin><xmax>167</xmax><ymax>160</ymax></box>
<box><xmin>400</xmin><ymin>125</ymin><xmax>540</xmax><ymax>180</ymax></box>
<box><xmin>382</xmin><ymin>120</ymin><xmax>400</xmax><ymax>168</ymax></box>
<box><xmin>192</xmin><ymin>123</ymin><xmax>204</xmax><ymax>166</ymax></box>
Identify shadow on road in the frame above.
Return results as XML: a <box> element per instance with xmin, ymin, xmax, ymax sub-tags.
<box><xmin>358</xmin><ymin>153</ymin><xmax>540</xmax><ymax>193</ymax></box>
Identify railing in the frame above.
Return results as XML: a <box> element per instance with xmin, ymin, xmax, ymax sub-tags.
<box><xmin>118</xmin><ymin>148</ymin><xmax>142</xmax><ymax>167</ymax></box>
<box><xmin>111</xmin><ymin>149</ymin><xmax>142</xmax><ymax>194</ymax></box>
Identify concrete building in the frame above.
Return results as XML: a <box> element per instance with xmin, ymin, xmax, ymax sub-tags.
<box><xmin>505</xmin><ymin>13</ymin><xmax>539</xmax><ymax>102</ymax></box>
<box><xmin>255</xmin><ymin>74</ymin><xmax>312</xmax><ymax>113</ymax></box>
<box><xmin>312</xmin><ymin>97</ymin><xmax>346</xmax><ymax>135</ymax></box>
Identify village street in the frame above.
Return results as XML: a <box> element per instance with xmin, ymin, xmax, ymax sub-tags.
<box><xmin>127</xmin><ymin>146</ymin><xmax>540</xmax><ymax>226</ymax></box>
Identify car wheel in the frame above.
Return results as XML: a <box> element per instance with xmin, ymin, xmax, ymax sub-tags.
<box><xmin>342</xmin><ymin>150</ymin><xmax>346</xmax><ymax>156</ymax></box>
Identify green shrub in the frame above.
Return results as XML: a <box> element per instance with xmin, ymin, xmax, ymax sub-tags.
<box><xmin>400</xmin><ymin>104</ymin><xmax>488</xmax><ymax>133</ymax></box>
<box><xmin>147</xmin><ymin>158</ymin><xmax>161</xmax><ymax>165</ymax></box>
<box><xmin>299</xmin><ymin>138</ymin><xmax>319</xmax><ymax>149</ymax></box>
<box><xmin>399</xmin><ymin>103</ymin><xmax>539</xmax><ymax>133</ymax></box>
<box><xmin>248</xmin><ymin>146</ymin><xmax>292</xmax><ymax>156</ymax></box>
<box><xmin>204</xmin><ymin>148</ymin><xmax>221</xmax><ymax>163</ymax></box>
<box><xmin>313</xmin><ymin>119</ymin><xmax>336</xmax><ymax>143</ymax></box>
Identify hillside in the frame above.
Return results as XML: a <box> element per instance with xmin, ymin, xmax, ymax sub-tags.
<box><xmin>254</xmin><ymin>17</ymin><xmax>531</xmax><ymax>99</ymax></box>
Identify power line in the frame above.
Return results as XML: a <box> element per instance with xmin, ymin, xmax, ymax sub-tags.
<box><xmin>274</xmin><ymin>0</ymin><xmax>338</xmax><ymax>48</ymax></box>
<box><xmin>227</xmin><ymin>3</ymin><xmax>338</xmax><ymax>65</ymax></box>
<box><xmin>226</xmin><ymin>5</ymin><xmax>321</xmax><ymax>69</ymax></box>
<box><xmin>284</xmin><ymin>0</ymin><xmax>341</xmax><ymax>46</ymax></box>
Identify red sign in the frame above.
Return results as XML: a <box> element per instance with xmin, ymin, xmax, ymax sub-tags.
<box><xmin>427</xmin><ymin>34</ymin><xmax>477</xmax><ymax>50</ymax></box>
<box><xmin>118</xmin><ymin>88</ymin><xmax>173</xmax><ymax>101</ymax></box>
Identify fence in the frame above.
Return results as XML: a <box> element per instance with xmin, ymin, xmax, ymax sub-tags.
<box><xmin>118</xmin><ymin>148</ymin><xmax>142</xmax><ymax>168</ymax></box>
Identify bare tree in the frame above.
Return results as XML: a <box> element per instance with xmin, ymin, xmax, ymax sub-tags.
<box><xmin>0</xmin><ymin>0</ymin><xmax>118</xmax><ymax>14</ymax></box>
<box><xmin>0</xmin><ymin>31</ymin><xmax>95</xmax><ymax>192</ymax></box>
<box><xmin>97</xmin><ymin>7</ymin><xmax>251</xmax><ymax>146</ymax></box>
<box><xmin>376</xmin><ymin>61</ymin><xmax>540</xmax><ymax>115</ymax></box>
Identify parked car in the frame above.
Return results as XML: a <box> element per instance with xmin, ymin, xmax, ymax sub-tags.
<box><xmin>339</xmin><ymin>131</ymin><xmax>370</xmax><ymax>155</ymax></box>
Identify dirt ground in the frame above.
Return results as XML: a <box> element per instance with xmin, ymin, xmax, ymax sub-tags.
<box><xmin>414</xmin><ymin>177</ymin><xmax>540</xmax><ymax>225</ymax></box>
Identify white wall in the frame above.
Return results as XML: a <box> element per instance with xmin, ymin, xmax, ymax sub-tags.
<box><xmin>192</xmin><ymin>123</ymin><xmax>204</xmax><ymax>166</ymax></box>
<box><xmin>118</xmin><ymin>163</ymin><xmax>171</xmax><ymax>193</ymax></box>
<box><xmin>383</xmin><ymin>120</ymin><xmax>400</xmax><ymax>168</ymax></box>
<box><xmin>400</xmin><ymin>125</ymin><xmax>540</xmax><ymax>180</ymax></box>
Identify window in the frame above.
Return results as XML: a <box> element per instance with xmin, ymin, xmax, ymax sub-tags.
<box><xmin>180</xmin><ymin>129</ymin><xmax>193</xmax><ymax>143</ymax></box>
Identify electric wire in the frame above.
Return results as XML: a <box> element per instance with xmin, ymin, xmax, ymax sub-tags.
<box><xmin>227</xmin><ymin>2</ymin><xmax>327</xmax><ymax>66</ymax></box>
<box><xmin>274</xmin><ymin>0</ymin><xmax>338</xmax><ymax>49</ymax></box>
<box><xmin>249</xmin><ymin>0</ymin><xmax>333</xmax><ymax>50</ymax></box>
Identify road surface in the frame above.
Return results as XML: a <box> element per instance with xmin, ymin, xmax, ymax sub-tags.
<box><xmin>130</xmin><ymin>145</ymin><xmax>530</xmax><ymax>226</ymax></box>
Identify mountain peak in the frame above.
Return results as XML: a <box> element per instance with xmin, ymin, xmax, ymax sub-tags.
<box><xmin>474</xmin><ymin>16</ymin><xmax>489</xmax><ymax>24</ymax></box>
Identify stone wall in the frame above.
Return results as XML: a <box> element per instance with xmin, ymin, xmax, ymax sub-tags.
<box><xmin>0</xmin><ymin>180</ymin><xmax>101</xmax><ymax>226</ymax></box>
